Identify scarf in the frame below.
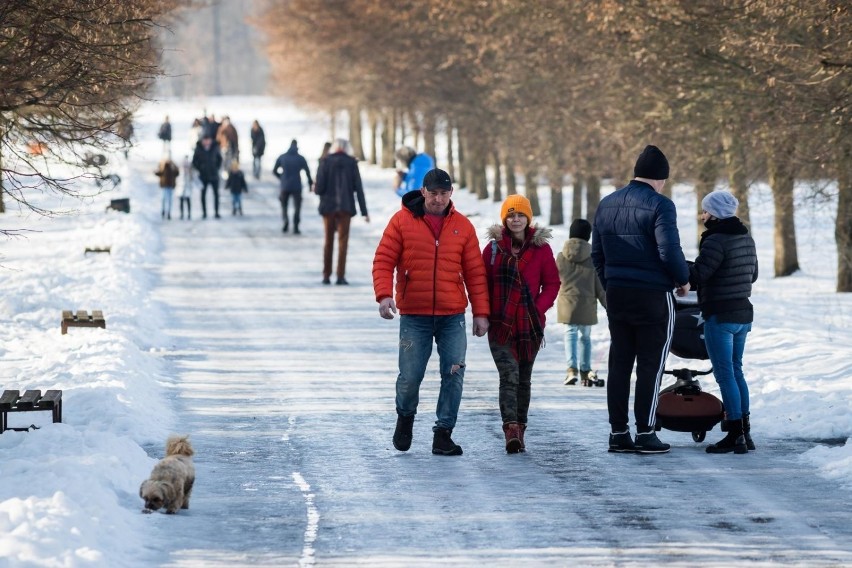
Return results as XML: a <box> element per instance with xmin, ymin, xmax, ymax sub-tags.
<box><xmin>490</xmin><ymin>235</ymin><xmax>544</xmax><ymax>362</ymax></box>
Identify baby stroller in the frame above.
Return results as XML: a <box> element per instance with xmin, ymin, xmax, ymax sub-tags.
<box><xmin>655</xmin><ymin>293</ymin><xmax>724</xmax><ymax>443</ymax></box>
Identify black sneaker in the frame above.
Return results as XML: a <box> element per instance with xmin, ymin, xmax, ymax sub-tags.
<box><xmin>608</xmin><ymin>431</ymin><xmax>636</xmax><ymax>453</ymax></box>
<box><xmin>322</xmin><ymin>277</ymin><xmax>331</xmax><ymax>285</ymax></box>
<box><xmin>634</xmin><ymin>431</ymin><xmax>671</xmax><ymax>454</ymax></box>
<box><xmin>336</xmin><ymin>277</ymin><xmax>349</xmax><ymax>285</ymax></box>
<box><xmin>393</xmin><ymin>415</ymin><xmax>414</xmax><ymax>452</ymax></box>
<box><xmin>432</xmin><ymin>428</ymin><xmax>463</xmax><ymax>456</ymax></box>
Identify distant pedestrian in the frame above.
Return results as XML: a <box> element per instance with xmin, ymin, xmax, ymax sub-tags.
<box><xmin>556</xmin><ymin>219</ymin><xmax>607</xmax><ymax>386</ymax></box>
<box><xmin>225</xmin><ymin>160</ymin><xmax>247</xmax><ymax>216</ymax></box>
<box><xmin>189</xmin><ymin>118</ymin><xmax>204</xmax><ymax>151</ymax></box>
<box><xmin>394</xmin><ymin>146</ymin><xmax>435</xmax><ymax>197</ymax></box>
<box><xmin>192</xmin><ymin>135</ymin><xmax>222</xmax><ymax>219</ymax></box>
<box><xmin>314</xmin><ymin>138</ymin><xmax>369</xmax><ymax>284</ymax></box>
<box><xmin>216</xmin><ymin>116</ymin><xmax>239</xmax><ymax>170</ymax></box>
<box><xmin>272</xmin><ymin>139</ymin><xmax>313</xmax><ymax>234</ymax></box>
<box><xmin>250</xmin><ymin>120</ymin><xmax>266</xmax><ymax>180</ymax></box>
<box><xmin>690</xmin><ymin>190</ymin><xmax>759</xmax><ymax>454</ymax></box>
<box><xmin>117</xmin><ymin>117</ymin><xmax>134</xmax><ymax>158</ymax></box>
<box><xmin>155</xmin><ymin>155</ymin><xmax>179</xmax><ymax>220</ymax></box>
<box><xmin>591</xmin><ymin>145</ymin><xmax>691</xmax><ymax>455</ymax></box>
<box><xmin>158</xmin><ymin>116</ymin><xmax>172</xmax><ymax>153</ymax></box>
<box><xmin>179</xmin><ymin>155</ymin><xmax>193</xmax><ymax>220</ymax></box>
<box><xmin>483</xmin><ymin>194</ymin><xmax>560</xmax><ymax>453</ymax></box>
<box><xmin>313</xmin><ymin>142</ymin><xmax>332</xmax><ymax>192</ymax></box>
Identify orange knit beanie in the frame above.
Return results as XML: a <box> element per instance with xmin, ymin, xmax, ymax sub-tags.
<box><xmin>501</xmin><ymin>194</ymin><xmax>533</xmax><ymax>223</ymax></box>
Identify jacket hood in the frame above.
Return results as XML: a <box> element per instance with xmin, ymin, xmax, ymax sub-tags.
<box><xmin>561</xmin><ymin>237</ymin><xmax>591</xmax><ymax>262</ymax></box>
<box><xmin>485</xmin><ymin>223</ymin><xmax>553</xmax><ymax>246</ymax></box>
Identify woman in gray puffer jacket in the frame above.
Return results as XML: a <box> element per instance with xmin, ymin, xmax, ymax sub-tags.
<box><xmin>556</xmin><ymin>219</ymin><xmax>607</xmax><ymax>386</ymax></box>
<box><xmin>690</xmin><ymin>190</ymin><xmax>758</xmax><ymax>455</ymax></box>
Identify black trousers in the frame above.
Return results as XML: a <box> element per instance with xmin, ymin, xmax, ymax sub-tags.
<box><xmin>200</xmin><ymin>179</ymin><xmax>220</xmax><ymax>217</ymax></box>
<box><xmin>279</xmin><ymin>190</ymin><xmax>302</xmax><ymax>228</ymax></box>
<box><xmin>605</xmin><ymin>287</ymin><xmax>675</xmax><ymax>433</ymax></box>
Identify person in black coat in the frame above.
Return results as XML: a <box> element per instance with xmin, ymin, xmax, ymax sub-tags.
<box><xmin>225</xmin><ymin>160</ymin><xmax>248</xmax><ymax>216</ymax></box>
<box><xmin>158</xmin><ymin>116</ymin><xmax>172</xmax><ymax>153</ymax></box>
<box><xmin>250</xmin><ymin>120</ymin><xmax>266</xmax><ymax>180</ymax></box>
<box><xmin>272</xmin><ymin>139</ymin><xmax>313</xmax><ymax>234</ymax></box>
<box><xmin>690</xmin><ymin>190</ymin><xmax>758</xmax><ymax>454</ymax></box>
<box><xmin>191</xmin><ymin>135</ymin><xmax>223</xmax><ymax>219</ymax></box>
<box><xmin>591</xmin><ymin>145</ymin><xmax>691</xmax><ymax>455</ymax></box>
<box><xmin>314</xmin><ymin>138</ymin><xmax>369</xmax><ymax>284</ymax></box>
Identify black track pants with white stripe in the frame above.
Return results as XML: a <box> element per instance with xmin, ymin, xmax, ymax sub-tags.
<box><xmin>604</xmin><ymin>286</ymin><xmax>675</xmax><ymax>433</ymax></box>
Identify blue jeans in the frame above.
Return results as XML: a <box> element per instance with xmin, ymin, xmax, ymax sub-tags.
<box><xmin>161</xmin><ymin>187</ymin><xmax>174</xmax><ymax>217</ymax></box>
<box><xmin>396</xmin><ymin>314</ymin><xmax>467</xmax><ymax>431</ymax></box>
<box><xmin>703</xmin><ymin>316</ymin><xmax>751</xmax><ymax>420</ymax></box>
<box><xmin>565</xmin><ymin>324</ymin><xmax>592</xmax><ymax>371</ymax></box>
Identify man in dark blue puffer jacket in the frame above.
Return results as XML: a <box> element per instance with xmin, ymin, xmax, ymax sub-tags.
<box><xmin>592</xmin><ymin>145</ymin><xmax>691</xmax><ymax>454</ymax></box>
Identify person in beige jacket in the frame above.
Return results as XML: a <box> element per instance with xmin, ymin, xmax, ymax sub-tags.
<box><xmin>556</xmin><ymin>219</ymin><xmax>607</xmax><ymax>386</ymax></box>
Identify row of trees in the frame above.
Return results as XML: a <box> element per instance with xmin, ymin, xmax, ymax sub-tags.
<box><xmin>0</xmin><ymin>0</ymin><xmax>185</xmax><ymax>226</ymax></box>
<box><xmin>256</xmin><ymin>0</ymin><xmax>851</xmax><ymax>292</ymax></box>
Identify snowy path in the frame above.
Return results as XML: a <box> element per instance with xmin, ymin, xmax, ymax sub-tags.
<box><xmin>136</xmin><ymin>164</ymin><xmax>852</xmax><ymax>567</ymax></box>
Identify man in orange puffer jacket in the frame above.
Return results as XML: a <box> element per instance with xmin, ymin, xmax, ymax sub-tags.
<box><xmin>373</xmin><ymin>168</ymin><xmax>490</xmax><ymax>457</ymax></box>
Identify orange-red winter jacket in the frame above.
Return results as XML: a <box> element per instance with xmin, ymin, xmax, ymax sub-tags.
<box><xmin>372</xmin><ymin>192</ymin><xmax>489</xmax><ymax>317</ymax></box>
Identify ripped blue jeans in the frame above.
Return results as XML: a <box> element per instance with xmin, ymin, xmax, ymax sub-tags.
<box><xmin>396</xmin><ymin>314</ymin><xmax>467</xmax><ymax>431</ymax></box>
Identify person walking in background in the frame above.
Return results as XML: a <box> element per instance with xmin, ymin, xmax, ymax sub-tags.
<box><xmin>272</xmin><ymin>139</ymin><xmax>313</xmax><ymax>234</ymax></box>
<box><xmin>373</xmin><ymin>168</ymin><xmax>490</xmax><ymax>457</ymax></box>
<box><xmin>250</xmin><ymin>120</ymin><xmax>266</xmax><ymax>180</ymax></box>
<box><xmin>482</xmin><ymin>195</ymin><xmax>559</xmax><ymax>453</ymax></box>
<box><xmin>189</xmin><ymin>118</ymin><xmax>204</xmax><ymax>151</ymax></box>
<box><xmin>216</xmin><ymin>116</ymin><xmax>239</xmax><ymax>169</ymax></box>
<box><xmin>591</xmin><ymin>145</ymin><xmax>690</xmax><ymax>455</ymax></box>
<box><xmin>154</xmin><ymin>155</ymin><xmax>179</xmax><ymax>220</ymax></box>
<box><xmin>557</xmin><ymin>219</ymin><xmax>607</xmax><ymax>386</ymax></box>
<box><xmin>690</xmin><ymin>190</ymin><xmax>758</xmax><ymax>454</ymax></box>
<box><xmin>157</xmin><ymin>116</ymin><xmax>172</xmax><ymax>153</ymax></box>
<box><xmin>314</xmin><ymin>138</ymin><xmax>369</xmax><ymax>284</ymax></box>
<box><xmin>179</xmin><ymin>155</ymin><xmax>194</xmax><ymax>220</ymax></box>
<box><xmin>394</xmin><ymin>145</ymin><xmax>435</xmax><ymax>197</ymax></box>
<box><xmin>313</xmin><ymin>141</ymin><xmax>331</xmax><ymax>192</ymax></box>
<box><xmin>225</xmin><ymin>160</ymin><xmax>248</xmax><ymax>216</ymax></box>
<box><xmin>192</xmin><ymin>134</ymin><xmax>223</xmax><ymax>219</ymax></box>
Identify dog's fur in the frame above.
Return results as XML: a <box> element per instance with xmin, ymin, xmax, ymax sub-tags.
<box><xmin>140</xmin><ymin>435</ymin><xmax>195</xmax><ymax>514</ymax></box>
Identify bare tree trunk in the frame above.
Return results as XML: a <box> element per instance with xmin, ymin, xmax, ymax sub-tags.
<box><xmin>586</xmin><ymin>174</ymin><xmax>601</xmax><ymax>225</ymax></box>
<box><xmin>492</xmin><ymin>149</ymin><xmax>503</xmax><ymax>202</ymax></box>
<box><xmin>0</xmin><ymin>133</ymin><xmax>5</xmax><ymax>214</ymax></box>
<box><xmin>694</xmin><ymin>155</ymin><xmax>718</xmax><ymax>246</ymax></box>
<box><xmin>380</xmin><ymin>109</ymin><xmax>395</xmax><ymax>168</ymax></box>
<box><xmin>211</xmin><ymin>0</ymin><xmax>223</xmax><ymax>96</ymax></box>
<box><xmin>571</xmin><ymin>173</ymin><xmax>583</xmax><ymax>222</ymax></box>
<box><xmin>525</xmin><ymin>169</ymin><xmax>541</xmax><ymax>217</ymax></box>
<box><xmin>409</xmin><ymin>111</ymin><xmax>422</xmax><ymax>150</ymax></box>
<box><xmin>721</xmin><ymin>126</ymin><xmax>750</xmax><ymax>227</ymax></box>
<box><xmin>423</xmin><ymin>113</ymin><xmax>436</xmax><ymax>160</ymax></box>
<box><xmin>456</xmin><ymin>126</ymin><xmax>467</xmax><ymax>189</ymax></box>
<box><xmin>767</xmin><ymin>136</ymin><xmax>800</xmax><ymax>277</ymax></box>
<box><xmin>330</xmin><ymin>109</ymin><xmax>336</xmax><ymax>141</ymax></box>
<box><xmin>549</xmin><ymin>169</ymin><xmax>564</xmax><ymax>225</ymax></box>
<box><xmin>836</xmin><ymin>128</ymin><xmax>852</xmax><ymax>292</ymax></box>
<box><xmin>367</xmin><ymin>109</ymin><xmax>378</xmax><ymax>165</ymax></box>
<box><xmin>505</xmin><ymin>153</ymin><xmax>517</xmax><ymax>195</ymax></box>
<box><xmin>348</xmin><ymin>106</ymin><xmax>365</xmax><ymax>161</ymax></box>
<box><xmin>445</xmin><ymin>119</ymin><xmax>455</xmax><ymax>180</ymax></box>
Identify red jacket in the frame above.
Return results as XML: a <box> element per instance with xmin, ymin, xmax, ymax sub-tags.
<box><xmin>373</xmin><ymin>193</ymin><xmax>489</xmax><ymax>317</ymax></box>
<box><xmin>481</xmin><ymin>224</ymin><xmax>560</xmax><ymax>328</ymax></box>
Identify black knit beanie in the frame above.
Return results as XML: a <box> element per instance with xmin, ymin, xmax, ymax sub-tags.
<box><xmin>569</xmin><ymin>218</ymin><xmax>592</xmax><ymax>241</ymax></box>
<box><xmin>633</xmin><ymin>145</ymin><xmax>670</xmax><ymax>180</ymax></box>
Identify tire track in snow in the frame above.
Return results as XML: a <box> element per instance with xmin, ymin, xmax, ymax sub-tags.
<box><xmin>292</xmin><ymin>471</ymin><xmax>319</xmax><ymax>567</ymax></box>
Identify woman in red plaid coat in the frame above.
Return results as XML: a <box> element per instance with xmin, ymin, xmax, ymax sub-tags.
<box><xmin>482</xmin><ymin>195</ymin><xmax>560</xmax><ymax>454</ymax></box>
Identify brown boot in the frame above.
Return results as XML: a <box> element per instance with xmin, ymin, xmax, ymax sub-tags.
<box><xmin>502</xmin><ymin>422</ymin><xmax>522</xmax><ymax>454</ymax></box>
<box><xmin>518</xmin><ymin>423</ymin><xmax>527</xmax><ymax>452</ymax></box>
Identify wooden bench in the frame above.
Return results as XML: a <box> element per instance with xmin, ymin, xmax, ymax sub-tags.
<box><xmin>106</xmin><ymin>198</ymin><xmax>130</xmax><ymax>213</ymax></box>
<box><xmin>0</xmin><ymin>390</ymin><xmax>63</xmax><ymax>434</ymax></box>
<box><xmin>84</xmin><ymin>247</ymin><xmax>111</xmax><ymax>255</ymax></box>
<box><xmin>61</xmin><ymin>310</ymin><xmax>106</xmax><ymax>335</ymax></box>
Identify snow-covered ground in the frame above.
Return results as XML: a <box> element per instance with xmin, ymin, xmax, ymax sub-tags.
<box><xmin>0</xmin><ymin>97</ymin><xmax>850</xmax><ymax>567</ymax></box>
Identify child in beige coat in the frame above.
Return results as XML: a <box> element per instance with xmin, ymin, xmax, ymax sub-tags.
<box><xmin>556</xmin><ymin>219</ymin><xmax>607</xmax><ymax>386</ymax></box>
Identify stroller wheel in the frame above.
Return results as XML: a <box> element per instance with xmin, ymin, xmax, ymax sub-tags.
<box><xmin>692</xmin><ymin>431</ymin><xmax>706</xmax><ymax>443</ymax></box>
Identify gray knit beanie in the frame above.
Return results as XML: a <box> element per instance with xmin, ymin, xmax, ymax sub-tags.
<box><xmin>702</xmin><ymin>190</ymin><xmax>738</xmax><ymax>219</ymax></box>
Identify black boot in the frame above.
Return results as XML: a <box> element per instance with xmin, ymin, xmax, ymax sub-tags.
<box><xmin>706</xmin><ymin>419</ymin><xmax>748</xmax><ymax>454</ymax></box>
<box><xmin>743</xmin><ymin>414</ymin><xmax>756</xmax><ymax>451</ymax></box>
<box><xmin>393</xmin><ymin>414</ymin><xmax>414</xmax><ymax>452</ymax></box>
<box><xmin>432</xmin><ymin>428</ymin><xmax>463</xmax><ymax>456</ymax></box>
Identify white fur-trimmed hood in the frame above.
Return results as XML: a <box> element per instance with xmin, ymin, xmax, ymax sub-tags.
<box><xmin>484</xmin><ymin>223</ymin><xmax>553</xmax><ymax>246</ymax></box>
